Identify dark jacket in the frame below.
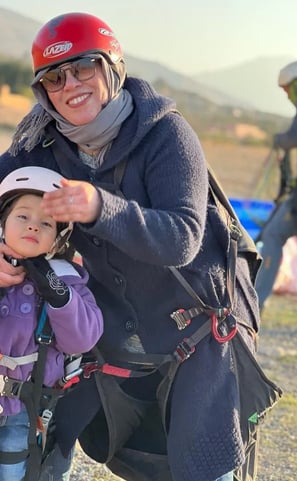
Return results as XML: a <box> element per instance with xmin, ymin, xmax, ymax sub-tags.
<box><xmin>0</xmin><ymin>77</ymin><xmax>260</xmax><ymax>481</ymax></box>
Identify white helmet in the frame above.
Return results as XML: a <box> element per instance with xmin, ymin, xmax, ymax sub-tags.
<box><xmin>0</xmin><ymin>166</ymin><xmax>73</xmax><ymax>257</ymax></box>
<box><xmin>278</xmin><ymin>61</ymin><xmax>297</xmax><ymax>87</ymax></box>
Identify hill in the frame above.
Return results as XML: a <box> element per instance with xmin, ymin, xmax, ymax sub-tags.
<box><xmin>0</xmin><ymin>7</ymin><xmax>294</xmax><ymax>117</ymax></box>
<box><xmin>0</xmin><ymin>7</ymin><xmax>40</xmax><ymax>61</ymax></box>
<box><xmin>194</xmin><ymin>56</ymin><xmax>296</xmax><ymax>117</ymax></box>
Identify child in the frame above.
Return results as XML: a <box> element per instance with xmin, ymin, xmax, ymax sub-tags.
<box><xmin>0</xmin><ymin>166</ymin><xmax>104</xmax><ymax>481</ymax></box>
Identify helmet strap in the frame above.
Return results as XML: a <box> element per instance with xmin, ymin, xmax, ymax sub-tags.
<box><xmin>45</xmin><ymin>223</ymin><xmax>73</xmax><ymax>260</ymax></box>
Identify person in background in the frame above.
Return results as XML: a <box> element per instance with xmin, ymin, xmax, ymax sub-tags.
<box><xmin>0</xmin><ymin>12</ymin><xmax>261</xmax><ymax>481</ymax></box>
<box><xmin>0</xmin><ymin>166</ymin><xmax>103</xmax><ymax>481</ymax></box>
<box><xmin>255</xmin><ymin>60</ymin><xmax>297</xmax><ymax>310</ymax></box>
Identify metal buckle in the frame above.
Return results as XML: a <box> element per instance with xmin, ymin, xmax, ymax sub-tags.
<box><xmin>174</xmin><ymin>339</ymin><xmax>195</xmax><ymax>362</ymax></box>
<box><xmin>170</xmin><ymin>309</ymin><xmax>191</xmax><ymax>330</ymax></box>
<box><xmin>82</xmin><ymin>362</ymin><xmax>100</xmax><ymax>379</ymax></box>
<box><xmin>0</xmin><ymin>375</ymin><xmax>5</xmax><ymax>395</ymax></box>
<box><xmin>0</xmin><ymin>375</ymin><xmax>23</xmax><ymax>398</ymax></box>
<box><xmin>36</xmin><ymin>334</ymin><xmax>53</xmax><ymax>345</ymax></box>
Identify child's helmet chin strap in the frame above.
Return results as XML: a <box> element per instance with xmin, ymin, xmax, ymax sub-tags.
<box><xmin>45</xmin><ymin>222</ymin><xmax>73</xmax><ymax>260</ymax></box>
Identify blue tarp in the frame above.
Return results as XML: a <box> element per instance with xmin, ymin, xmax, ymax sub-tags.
<box><xmin>229</xmin><ymin>198</ymin><xmax>274</xmax><ymax>240</ymax></box>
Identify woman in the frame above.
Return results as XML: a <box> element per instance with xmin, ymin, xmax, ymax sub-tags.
<box><xmin>0</xmin><ymin>12</ymin><xmax>261</xmax><ymax>481</ymax></box>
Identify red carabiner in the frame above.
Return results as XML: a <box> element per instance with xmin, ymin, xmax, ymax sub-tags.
<box><xmin>211</xmin><ymin>313</ymin><xmax>237</xmax><ymax>343</ymax></box>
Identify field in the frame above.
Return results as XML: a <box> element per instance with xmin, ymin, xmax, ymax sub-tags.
<box><xmin>0</xmin><ymin>128</ymin><xmax>296</xmax><ymax>480</ymax></box>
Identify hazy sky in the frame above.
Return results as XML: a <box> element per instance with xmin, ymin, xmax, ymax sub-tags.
<box><xmin>1</xmin><ymin>0</ymin><xmax>297</xmax><ymax>75</ymax></box>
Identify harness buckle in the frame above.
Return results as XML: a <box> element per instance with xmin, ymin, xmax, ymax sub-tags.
<box><xmin>0</xmin><ymin>375</ymin><xmax>23</xmax><ymax>398</ymax></box>
<box><xmin>170</xmin><ymin>309</ymin><xmax>191</xmax><ymax>330</ymax></box>
<box><xmin>174</xmin><ymin>339</ymin><xmax>195</xmax><ymax>363</ymax></box>
<box><xmin>36</xmin><ymin>334</ymin><xmax>53</xmax><ymax>345</ymax></box>
<box><xmin>82</xmin><ymin>362</ymin><xmax>100</xmax><ymax>379</ymax></box>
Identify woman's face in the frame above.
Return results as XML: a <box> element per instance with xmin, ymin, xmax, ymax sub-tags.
<box><xmin>47</xmin><ymin>61</ymin><xmax>109</xmax><ymax>126</ymax></box>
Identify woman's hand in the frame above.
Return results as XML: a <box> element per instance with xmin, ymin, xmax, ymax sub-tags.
<box><xmin>0</xmin><ymin>244</ymin><xmax>26</xmax><ymax>287</ymax></box>
<box><xmin>42</xmin><ymin>178</ymin><xmax>102</xmax><ymax>224</ymax></box>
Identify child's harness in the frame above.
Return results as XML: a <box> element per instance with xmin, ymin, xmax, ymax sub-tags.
<box><xmin>0</xmin><ymin>300</ymin><xmax>82</xmax><ymax>481</ymax></box>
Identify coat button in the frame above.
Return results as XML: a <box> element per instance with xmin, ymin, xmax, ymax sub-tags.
<box><xmin>20</xmin><ymin>303</ymin><xmax>32</xmax><ymax>314</ymax></box>
<box><xmin>23</xmin><ymin>284</ymin><xmax>34</xmax><ymax>296</ymax></box>
<box><xmin>0</xmin><ymin>305</ymin><xmax>9</xmax><ymax>317</ymax></box>
<box><xmin>125</xmin><ymin>320</ymin><xmax>137</xmax><ymax>332</ymax></box>
<box><xmin>92</xmin><ymin>237</ymin><xmax>102</xmax><ymax>247</ymax></box>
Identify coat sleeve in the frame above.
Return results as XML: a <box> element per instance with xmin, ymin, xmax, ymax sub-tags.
<box><xmin>80</xmin><ymin>114</ymin><xmax>209</xmax><ymax>267</ymax></box>
<box><xmin>46</xmin><ymin>261</ymin><xmax>104</xmax><ymax>354</ymax></box>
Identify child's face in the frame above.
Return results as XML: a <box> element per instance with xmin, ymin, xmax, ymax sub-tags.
<box><xmin>4</xmin><ymin>194</ymin><xmax>58</xmax><ymax>258</ymax></box>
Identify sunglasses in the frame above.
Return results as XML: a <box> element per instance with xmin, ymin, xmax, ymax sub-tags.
<box><xmin>39</xmin><ymin>58</ymin><xmax>97</xmax><ymax>93</ymax></box>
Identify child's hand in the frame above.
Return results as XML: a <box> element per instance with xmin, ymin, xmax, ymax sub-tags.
<box><xmin>19</xmin><ymin>256</ymin><xmax>70</xmax><ymax>308</ymax></box>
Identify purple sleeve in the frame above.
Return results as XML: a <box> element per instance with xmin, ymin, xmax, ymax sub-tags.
<box><xmin>46</xmin><ymin>269</ymin><xmax>103</xmax><ymax>354</ymax></box>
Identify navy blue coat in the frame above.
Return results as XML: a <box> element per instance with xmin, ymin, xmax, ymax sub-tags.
<box><xmin>0</xmin><ymin>77</ymin><xmax>260</xmax><ymax>481</ymax></box>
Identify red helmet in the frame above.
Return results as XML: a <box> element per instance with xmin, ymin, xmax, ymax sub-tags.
<box><xmin>32</xmin><ymin>12</ymin><xmax>123</xmax><ymax>74</ymax></box>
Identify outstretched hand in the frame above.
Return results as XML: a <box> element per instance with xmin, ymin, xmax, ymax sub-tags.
<box><xmin>41</xmin><ymin>178</ymin><xmax>102</xmax><ymax>224</ymax></box>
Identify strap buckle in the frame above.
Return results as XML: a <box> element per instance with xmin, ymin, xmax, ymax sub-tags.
<box><xmin>82</xmin><ymin>362</ymin><xmax>100</xmax><ymax>379</ymax></box>
<box><xmin>174</xmin><ymin>339</ymin><xmax>195</xmax><ymax>362</ymax></box>
<box><xmin>0</xmin><ymin>375</ymin><xmax>23</xmax><ymax>398</ymax></box>
<box><xmin>170</xmin><ymin>309</ymin><xmax>191</xmax><ymax>330</ymax></box>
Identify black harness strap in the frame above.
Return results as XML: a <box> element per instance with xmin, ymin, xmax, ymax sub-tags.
<box><xmin>0</xmin><ymin>303</ymin><xmax>57</xmax><ymax>481</ymax></box>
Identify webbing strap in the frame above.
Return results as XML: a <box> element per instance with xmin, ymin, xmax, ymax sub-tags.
<box><xmin>0</xmin><ymin>449</ymin><xmax>29</xmax><ymax>464</ymax></box>
<box><xmin>0</xmin><ymin>352</ymin><xmax>38</xmax><ymax>370</ymax></box>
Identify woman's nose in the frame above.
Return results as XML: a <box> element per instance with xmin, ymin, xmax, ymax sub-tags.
<box><xmin>63</xmin><ymin>69</ymin><xmax>82</xmax><ymax>89</ymax></box>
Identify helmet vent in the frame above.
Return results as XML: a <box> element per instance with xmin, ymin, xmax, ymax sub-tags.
<box><xmin>16</xmin><ymin>176</ymin><xmax>30</xmax><ymax>182</ymax></box>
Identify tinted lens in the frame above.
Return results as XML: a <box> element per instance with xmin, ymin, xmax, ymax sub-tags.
<box><xmin>40</xmin><ymin>70</ymin><xmax>65</xmax><ymax>93</ymax></box>
<box><xmin>40</xmin><ymin>58</ymin><xmax>97</xmax><ymax>93</ymax></box>
<box><xmin>74</xmin><ymin>58</ymin><xmax>97</xmax><ymax>81</ymax></box>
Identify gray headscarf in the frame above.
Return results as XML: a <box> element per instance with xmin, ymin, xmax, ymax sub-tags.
<box><xmin>9</xmin><ymin>54</ymin><xmax>134</xmax><ymax>157</ymax></box>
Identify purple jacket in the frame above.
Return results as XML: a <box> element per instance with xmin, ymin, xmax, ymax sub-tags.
<box><xmin>0</xmin><ymin>258</ymin><xmax>103</xmax><ymax>415</ymax></box>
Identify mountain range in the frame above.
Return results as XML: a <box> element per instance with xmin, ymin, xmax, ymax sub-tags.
<box><xmin>0</xmin><ymin>7</ymin><xmax>294</xmax><ymax>118</ymax></box>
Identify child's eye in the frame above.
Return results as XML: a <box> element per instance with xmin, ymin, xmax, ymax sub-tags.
<box><xmin>17</xmin><ymin>214</ymin><xmax>27</xmax><ymax>220</ymax></box>
<box><xmin>42</xmin><ymin>221</ymin><xmax>54</xmax><ymax>228</ymax></box>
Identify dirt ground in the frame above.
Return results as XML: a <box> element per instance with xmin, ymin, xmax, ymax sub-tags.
<box><xmin>201</xmin><ymin>140</ymin><xmax>278</xmax><ymax>199</ymax></box>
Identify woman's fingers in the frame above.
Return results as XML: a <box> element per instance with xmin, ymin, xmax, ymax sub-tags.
<box><xmin>42</xmin><ymin>181</ymin><xmax>101</xmax><ymax>223</ymax></box>
<box><xmin>0</xmin><ymin>245</ymin><xmax>26</xmax><ymax>287</ymax></box>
